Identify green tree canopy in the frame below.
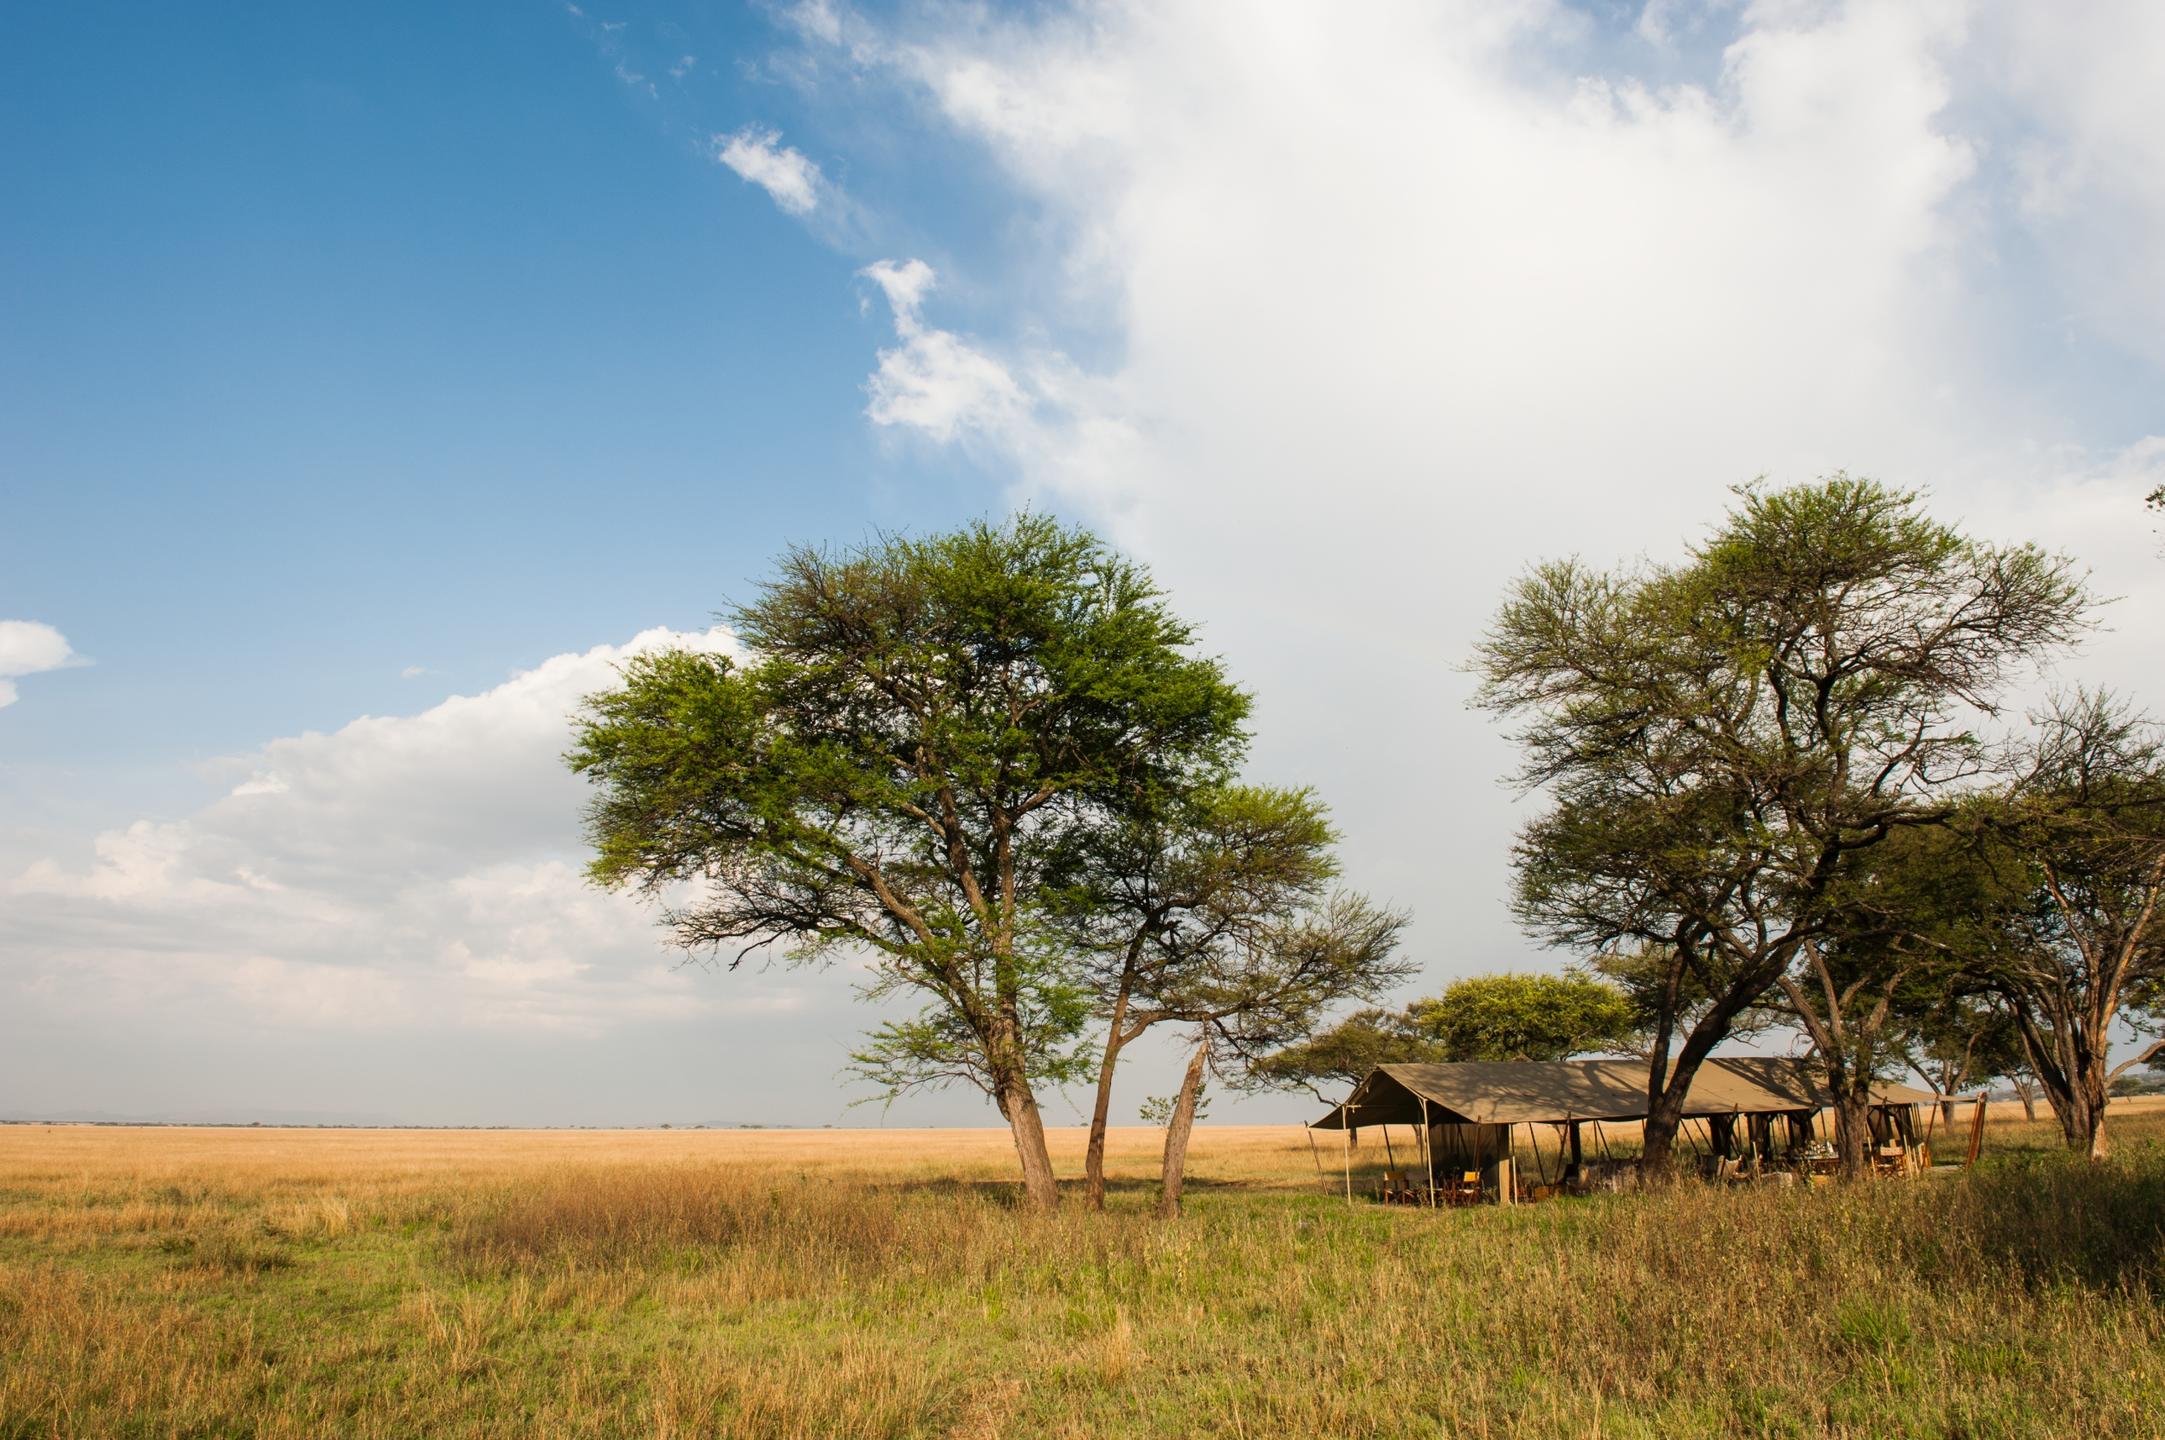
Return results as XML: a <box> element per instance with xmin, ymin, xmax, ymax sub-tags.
<box><xmin>1251</xmin><ymin>971</ymin><xmax>1633</xmax><ymax>1096</ymax></box>
<box><xmin>568</xmin><ymin>514</ymin><xmax>1251</xmax><ymax>1209</ymax></box>
<box><xmin>1246</xmin><ymin>1007</ymin><xmax>1443</xmax><ymax>1097</ymax></box>
<box><xmin>1475</xmin><ymin>476</ymin><xmax>2091</xmax><ymax>1173</ymax></box>
<box><xmin>1982</xmin><ymin>690</ymin><xmax>2165</xmax><ymax>1158</ymax></box>
<box><xmin>1408</xmin><ymin>972</ymin><xmax>1635</xmax><ymax>1063</ymax></box>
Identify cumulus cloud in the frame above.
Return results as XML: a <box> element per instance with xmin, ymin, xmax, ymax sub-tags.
<box><xmin>0</xmin><ymin>620</ymin><xmax>82</xmax><ymax>709</ymax></box>
<box><xmin>798</xmin><ymin>0</ymin><xmax>2165</xmax><ymax>979</ymax></box>
<box><xmin>3</xmin><ymin>627</ymin><xmax>812</xmax><ymax>1035</ymax></box>
<box><xmin>716</xmin><ymin>127</ymin><xmax>825</xmax><ymax>215</ymax></box>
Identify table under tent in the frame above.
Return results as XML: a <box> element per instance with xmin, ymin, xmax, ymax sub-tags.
<box><xmin>1308</xmin><ymin>1058</ymin><xmax>1945</xmax><ymax>1205</ymax></box>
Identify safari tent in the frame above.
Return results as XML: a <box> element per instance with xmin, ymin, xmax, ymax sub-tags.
<box><xmin>1310</xmin><ymin>1058</ymin><xmax>1942</xmax><ymax>1204</ymax></box>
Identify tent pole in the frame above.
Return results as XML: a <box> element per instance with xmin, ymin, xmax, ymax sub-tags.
<box><xmin>1342</xmin><ymin>1123</ymin><xmax>1352</xmax><ymax>1206</ymax></box>
<box><xmin>1423</xmin><ymin>1098</ymin><xmax>1437</xmax><ymax>1209</ymax></box>
<box><xmin>1305</xmin><ymin>1127</ymin><xmax>1325</xmax><ymax>1189</ymax></box>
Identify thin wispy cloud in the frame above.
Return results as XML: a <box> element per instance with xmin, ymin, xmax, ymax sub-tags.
<box><xmin>716</xmin><ymin>126</ymin><xmax>824</xmax><ymax>215</ymax></box>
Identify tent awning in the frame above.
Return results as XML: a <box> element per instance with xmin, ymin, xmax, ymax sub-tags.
<box><xmin>1309</xmin><ymin>1058</ymin><xmax>1938</xmax><ymax>1129</ymax></box>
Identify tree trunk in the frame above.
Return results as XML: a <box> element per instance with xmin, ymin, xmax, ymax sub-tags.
<box><xmin>2011</xmin><ymin>1077</ymin><xmax>2037</xmax><ymax>1122</ymax></box>
<box><xmin>1156</xmin><ymin>1040</ymin><xmax>1209</xmax><ymax>1220</ymax></box>
<box><xmin>1830</xmin><ymin>1086</ymin><xmax>1872</xmax><ymax>1181</ymax></box>
<box><xmin>989</xmin><ymin>1011</ymin><xmax>1060</xmax><ymax>1211</ymax></box>
<box><xmin>1000</xmin><ymin>1081</ymin><xmax>1061</xmax><ymax>1211</ymax></box>
<box><xmin>2007</xmin><ymin>999</ymin><xmax>2094</xmax><ymax>1153</ymax></box>
<box><xmin>1082</xmin><ymin>994</ymin><xmax>1132</xmax><ymax>1212</ymax></box>
<box><xmin>2074</xmin><ymin>1054</ymin><xmax>2112</xmax><ymax>1160</ymax></box>
<box><xmin>1641</xmin><ymin>1020</ymin><xmax>1730</xmax><ymax>1178</ymax></box>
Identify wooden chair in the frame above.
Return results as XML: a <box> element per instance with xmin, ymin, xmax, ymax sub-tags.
<box><xmin>1446</xmin><ymin>1169</ymin><xmax>1483</xmax><ymax>1207</ymax></box>
<box><xmin>1873</xmin><ymin>1145</ymin><xmax>1907</xmax><ymax>1179</ymax></box>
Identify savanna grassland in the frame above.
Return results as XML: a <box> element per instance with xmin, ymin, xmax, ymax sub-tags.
<box><xmin>4</xmin><ymin>1104</ymin><xmax>2163</xmax><ymax>1440</ymax></box>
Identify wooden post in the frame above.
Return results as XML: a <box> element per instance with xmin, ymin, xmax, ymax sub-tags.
<box><xmin>1964</xmin><ymin>1093</ymin><xmax>1987</xmax><ymax>1169</ymax></box>
<box><xmin>1423</xmin><ymin>1098</ymin><xmax>1437</xmax><ymax>1209</ymax></box>
<box><xmin>1342</xmin><ymin>1123</ymin><xmax>1353</xmax><ymax>1204</ymax></box>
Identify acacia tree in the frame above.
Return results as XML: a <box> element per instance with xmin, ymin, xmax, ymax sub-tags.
<box><xmin>1150</xmin><ymin>892</ymin><xmax>1408</xmax><ymax>1217</ymax></box>
<box><xmin>1476</xmin><ymin>477</ymin><xmax>2089</xmax><ymax>1175</ymax></box>
<box><xmin>1985</xmin><ymin>691</ymin><xmax>2165</xmax><ymax>1158</ymax></box>
<box><xmin>1049</xmin><ymin>784</ymin><xmax>1403</xmax><ymax>1210</ymax></box>
<box><xmin>569</xmin><ymin>515</ymin><xmax>1249</xmax><ymax>1210</ymax></box>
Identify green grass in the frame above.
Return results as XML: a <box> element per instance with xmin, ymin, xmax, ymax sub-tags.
<box><xmin>3</xmin><ymin>1122</ymin><xmax>2162</xmax><ymax>1439</ymax></box>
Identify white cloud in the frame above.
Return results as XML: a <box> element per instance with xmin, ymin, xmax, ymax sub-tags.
<box><xmin>4</xmin><ymin>627</ymin><xmax>811</xmax><ymax>1035</ymax></box>
<box><xmin>399</xmin><ymin>664</ymin><xmax>432</xmax><ymax>679</ymax></box>
<box><xmin>800</xmin><ymin>0</ymin><xmax>2165</xmax><ymax>979</ymax></box>
<box><xmin>787</xmin><ymin>0</ymin><xmax>843</xmax><ymax>47</ymax></box>
<box><xmin>860</xmin><ymin>257</ymin><xmax>936</xmax><ymax>327</ymax></box>
<box><xmin>669</xmin><ymin>53</ymin><xmax>697</xmax><ymax>80</ymax></box>
<box><xmin>1983</xmin><ymin>4</ymin><xmax>2165</xmax><ymax>370</ymax></box>
<box><xmin>857</xmin><ymin>259</ymin><xmax>1036</xmax><ymax>445</ymax></box>
<box><xmin>716</xmin><ymin>126</ymin><xmax>825</xmax><ymax>216</ymax></box>
<box><xmin>0</xmin><ymin>620</ymin><xmax>83</xmax><ymax>709</ymax></box>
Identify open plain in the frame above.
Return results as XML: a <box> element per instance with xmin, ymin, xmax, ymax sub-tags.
<box><xmin>3</xmin><ymin>1102</ymin><xmax>2162</xmax><ymax>1439</ymax></box>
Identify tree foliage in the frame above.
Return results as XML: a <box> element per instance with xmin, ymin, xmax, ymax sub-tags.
<box><xmin>568</xmin><ymin>514</ymin><xmax>1250</xmax><ymax>1208</ymax></box>
<box><xmin>1474</xmin><ymin>476</ymin><xmax>2091</xmax><ymax>1172</ymax></box>
<box><xmin>1046</xmin><ymin>783</ymin><xmax>1410</xmax><ymax>1208</ymax></box>
<box><xmin>1246</xmin><ymin>1007</ymin><xmax>1443</xmax><ymax>1097</ymax></box>
<box><xmin>1981</xmin><ymin>690</ymin><xmax>2165</xmax><ymax>1157</ymax></box>
<box><xmin>1250</xmin><ymin>972</ymin><xmax>1633</xmax><ymax>1096</ymax></box>
<box><xmin>1407</xmin><ymin>973</ymin><xmax>1635</xmax><ymax>1063</ymax></box>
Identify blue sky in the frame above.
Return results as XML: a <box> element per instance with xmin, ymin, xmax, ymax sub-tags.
<box><xmin>3</xmin><ymin>3</ymin><xmax>960</xmax><ymax>765</ymax></box>
<box><xmin>4</xmin><ymin>1</ymin><xmax>2162</xmax><ymax>1126</ymax></box>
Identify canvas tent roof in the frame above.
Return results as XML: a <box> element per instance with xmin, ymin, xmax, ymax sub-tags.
<box><xmin>1309</xmin><ymin>1058</ymin><xmax>1937</xmax><ymax>1129</ymax></box>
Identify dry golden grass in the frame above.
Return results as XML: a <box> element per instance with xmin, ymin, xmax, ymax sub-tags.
<box><xmin>2</xmin><ymin>1101</ymin><xmax>2162</xmax><ymax>1439</ymax></box>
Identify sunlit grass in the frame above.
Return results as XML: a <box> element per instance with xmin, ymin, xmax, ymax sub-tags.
<box><xmin>2</xmin><ymin>1102</ymin><xmax>2161</xmax><ymax>1438</ymax></box>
